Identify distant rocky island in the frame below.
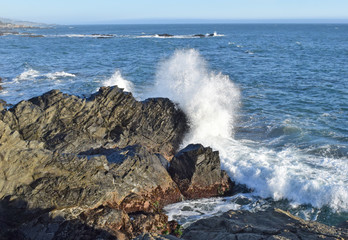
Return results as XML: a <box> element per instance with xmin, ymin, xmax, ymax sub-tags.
<box><xmin>0</xmin><ymin>17</ymin><xmax>47</xmax><ymax>29</ymax></box>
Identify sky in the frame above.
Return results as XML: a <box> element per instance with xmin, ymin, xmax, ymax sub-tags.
<box><xmin>1</xmin><ymin>0</ymin><xmax>348</xmax><ymax>24</ymax></box>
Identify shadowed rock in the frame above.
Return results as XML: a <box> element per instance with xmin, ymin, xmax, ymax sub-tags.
<box><xmin>182</xmin><ymin>208</ymin><xmax>348</xmax><ymax>240</ymax></box>
<box><xmin>168</xmin><ymin>144</ymin><xmax>233</xmax><ymax>199</ymax></box>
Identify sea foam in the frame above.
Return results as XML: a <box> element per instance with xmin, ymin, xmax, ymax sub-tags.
<box><xmin>150</xmin><ymin>49</ymin><xmax>348</xmax><ymax>212</ymax></box>
<box><xmin>13</xmin><ymin>68</ymin><xmax>40</xmax><ymax>82</ymax></box>
<box><xmin>13</xmin><ymin>69</ymin><xmax>76</xmax><ymax>82</ymax></box>
<box><xmin>45</xmin><ymin>71</ymin><xmax>76</xmax><ymax>80</ymax></box>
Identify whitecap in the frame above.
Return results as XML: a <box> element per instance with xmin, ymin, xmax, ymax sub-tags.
<box><xmin>45</xmin><ymin>71</ymin><xmax>76</xmax><ymax>80</ymax></box>
<box><xmin>13</xmin><ymin>69</ymin><xmax>40</xmax><ymax>82</ymax></box>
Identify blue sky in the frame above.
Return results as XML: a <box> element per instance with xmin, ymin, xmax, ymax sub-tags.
<box><xmin>1</xmin><ymin>0</ymin><xmax>348</xmax><ymax>24</ymax></box>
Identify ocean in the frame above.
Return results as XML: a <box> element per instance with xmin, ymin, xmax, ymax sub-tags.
<box><xmin>0</xmin><ymin>24</ymin><xmax>347</xmax><ymax>226</ymax></box>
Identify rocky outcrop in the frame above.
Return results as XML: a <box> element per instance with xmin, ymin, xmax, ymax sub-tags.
<box><xmin>168</xmin><ymin>144</ymin><xmax>233</xmax><ymax>199</ymax></box>
<box><xmin>0</xmin><ymin>85</ymin><xmax>345</xmax><ymax>239</ymax></box>
<box><xmin>0</xmin><ymin>86</ymin><xmax>187</xmax><ymax>160</ymax></box>
<box><xmin>181</xmin><ymin>208</ymin><xmax>348</xmax><ymax>240</ymax></box>
<box><xmin>0</xmin><ymin>86</ymin><xmax>191</xmax><ymax>239</ymax></box>
<box><xmin>0</xmin><ymin>115</ymin><xmax>184</xmax><ymax>238</ymax></box>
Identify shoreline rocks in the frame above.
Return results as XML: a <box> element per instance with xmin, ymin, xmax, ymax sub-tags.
<box><xmin>0</xmin><ymin>86</ymin><xmax>345</xmax><ymax>239</ymax></box>
<box><xmin>169</xmin><ymin>144</ymin><xmax>233</xmax><ymax>199</ymax></box>
<box><xmin>182</xmin><ymin>208</ymin><xmax>348</xmax><ymax>240</ymax></box>
<box><xmin>0</xmin><ymin>86</ymin><xmax>188</xmax><ymax>160</ymax></box>
<box><xmin>0</xmin><ymin>86</ymin><xmax>233</xmax><ymax>239</ymax></box>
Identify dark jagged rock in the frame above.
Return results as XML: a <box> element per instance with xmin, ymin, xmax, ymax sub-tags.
<box><xmin>168</xmin><ymin>144</ymin><xmax>233</xmax><ymax>199</ymax></box>
<box><xmin>182</xmin><ymin>208</ymin><xmax>348</xmax><ymax>240</ymax></box>
<box><xmin>0</xmin><ymin>116</ymin><xmax>181</xmax><ymax>239</ymax></box>
<box><xmin>0</xmin><ymin>86</ymin><xmax>188</xmax><ymax>160</ymax></box>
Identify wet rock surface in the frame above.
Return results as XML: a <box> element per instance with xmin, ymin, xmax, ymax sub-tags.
<box><xmin>168</xmin><ymin>144</ymin><xmax>233</xmax><ymax>199</ymax></box>
<box><xmin>181</xmin><ymin>208</ymin><xmax>348</xmax><ymax>240</ymax></box>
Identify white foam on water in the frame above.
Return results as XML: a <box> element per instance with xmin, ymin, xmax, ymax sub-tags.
<box><xmin>135</xmin><ymin>32</ymin><xmax>224</xmax><ymax>39</ymax></box>
<box><xmin>45</xmin><ymin>71</ymin><xmax>76</xmax><ymax>80</ymax></box>
<box><xmin>13</xmin><ymin>68</ymin><xmax>40</xmax><ymax>81</ymax></box>
<box><xmin>164</xmin><ymin>194</ymin><xmax>263</xmax><ymax>228</ymax></box>
<box><xmin>50</xmin><ymin>34</ymin><xmax>114</xmax><ymax>38</ymax></box>
<box><xmin>101</xmin><ymin>70</ymin><xmax>134</xmax><ymax>92</ymax></box>
<box><xmin>149</xmin><ymin>49</ymin><xmax>348</xmax><ymax>212</ymax></box>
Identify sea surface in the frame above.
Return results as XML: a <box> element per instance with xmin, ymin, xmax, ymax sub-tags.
<box><xmin>1</xmin><ymin>24</ymin><xmax>347</xmax><ymax>226</ymax></box>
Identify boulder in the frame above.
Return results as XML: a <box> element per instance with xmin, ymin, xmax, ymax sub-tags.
<box><xmin>168</xmin><ymin>144</ymin><xmax>233</xmax><ymax>199</ymax></box>
<box><xmin>182</xmin><ymin>208</ymin><xmax>348</xmax><ymax>240</ymax></box>
<box><xmin>0</xmin><ymin>86</ymin><xmax>188</xmax><ymax>160</ymax></box>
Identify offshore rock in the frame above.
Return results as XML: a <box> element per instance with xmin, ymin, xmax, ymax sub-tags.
<box><xmin>182</xmin><ymin>208</ymin><xmax>348</xmax><ymax>240</ymax></box>
<box><xmin>0</xmin><ymin>86</ymin><xmax>188</xmax><ymax>160</ymax></box>
<box><xmin>168</xmin><ymin>144</ymin><xmax>233</xmax><ymax>199</ymax></box>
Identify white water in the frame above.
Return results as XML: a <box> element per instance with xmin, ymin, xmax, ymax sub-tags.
<box><xmin>102</xmin><ymin>70</ymin><xmax>134</xmax><ymax>93</ymax></box>
<box><xmin>12</xmin><ymin>69</ymin><xmax>76</xmax><ymax>82</ymax></box>
<box><xmin>13</xmin><ymin>69</ymin><xmax>40</xmax><ymax>82</ymax></box>
<box><xmin>46</xmin><ymin>71</ymin><xmax>76</xmax><ymax>80</ymax></box>
<box><xmin>150</xmin><ymin>49</ymin><xmax>348</xmax><ymax>212</ymax></box>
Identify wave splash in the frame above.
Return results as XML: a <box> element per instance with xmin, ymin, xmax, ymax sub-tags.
<box><xmin>102</xmin><ymin>70</ymin><xmax>134</xmax><ymax>93</ymax></box>
<box><xmin>152</xmin><ymin>49</ymin><xmax>240</xmax><ymax>145</ymax></box>
<box><xmin>150</xmin><ymin>49</ymin><xmax>348</xmax><ymax>212</ymax></box>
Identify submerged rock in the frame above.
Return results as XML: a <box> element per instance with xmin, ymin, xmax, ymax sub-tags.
<box><xmin>168</xmin><ymin>144</ymin><xmax>233</xmax><ymax>199</ymax></box>
<box><xmin>182</xmin><ymin>208</ymin><xmax>348</xmax><ymax>240</ymax></box>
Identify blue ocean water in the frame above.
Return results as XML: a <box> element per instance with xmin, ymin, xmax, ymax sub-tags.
<box><xmin>1</xmin><ymin>24</ymin><xmax>347</xmax><ymax>226</ymax></box>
